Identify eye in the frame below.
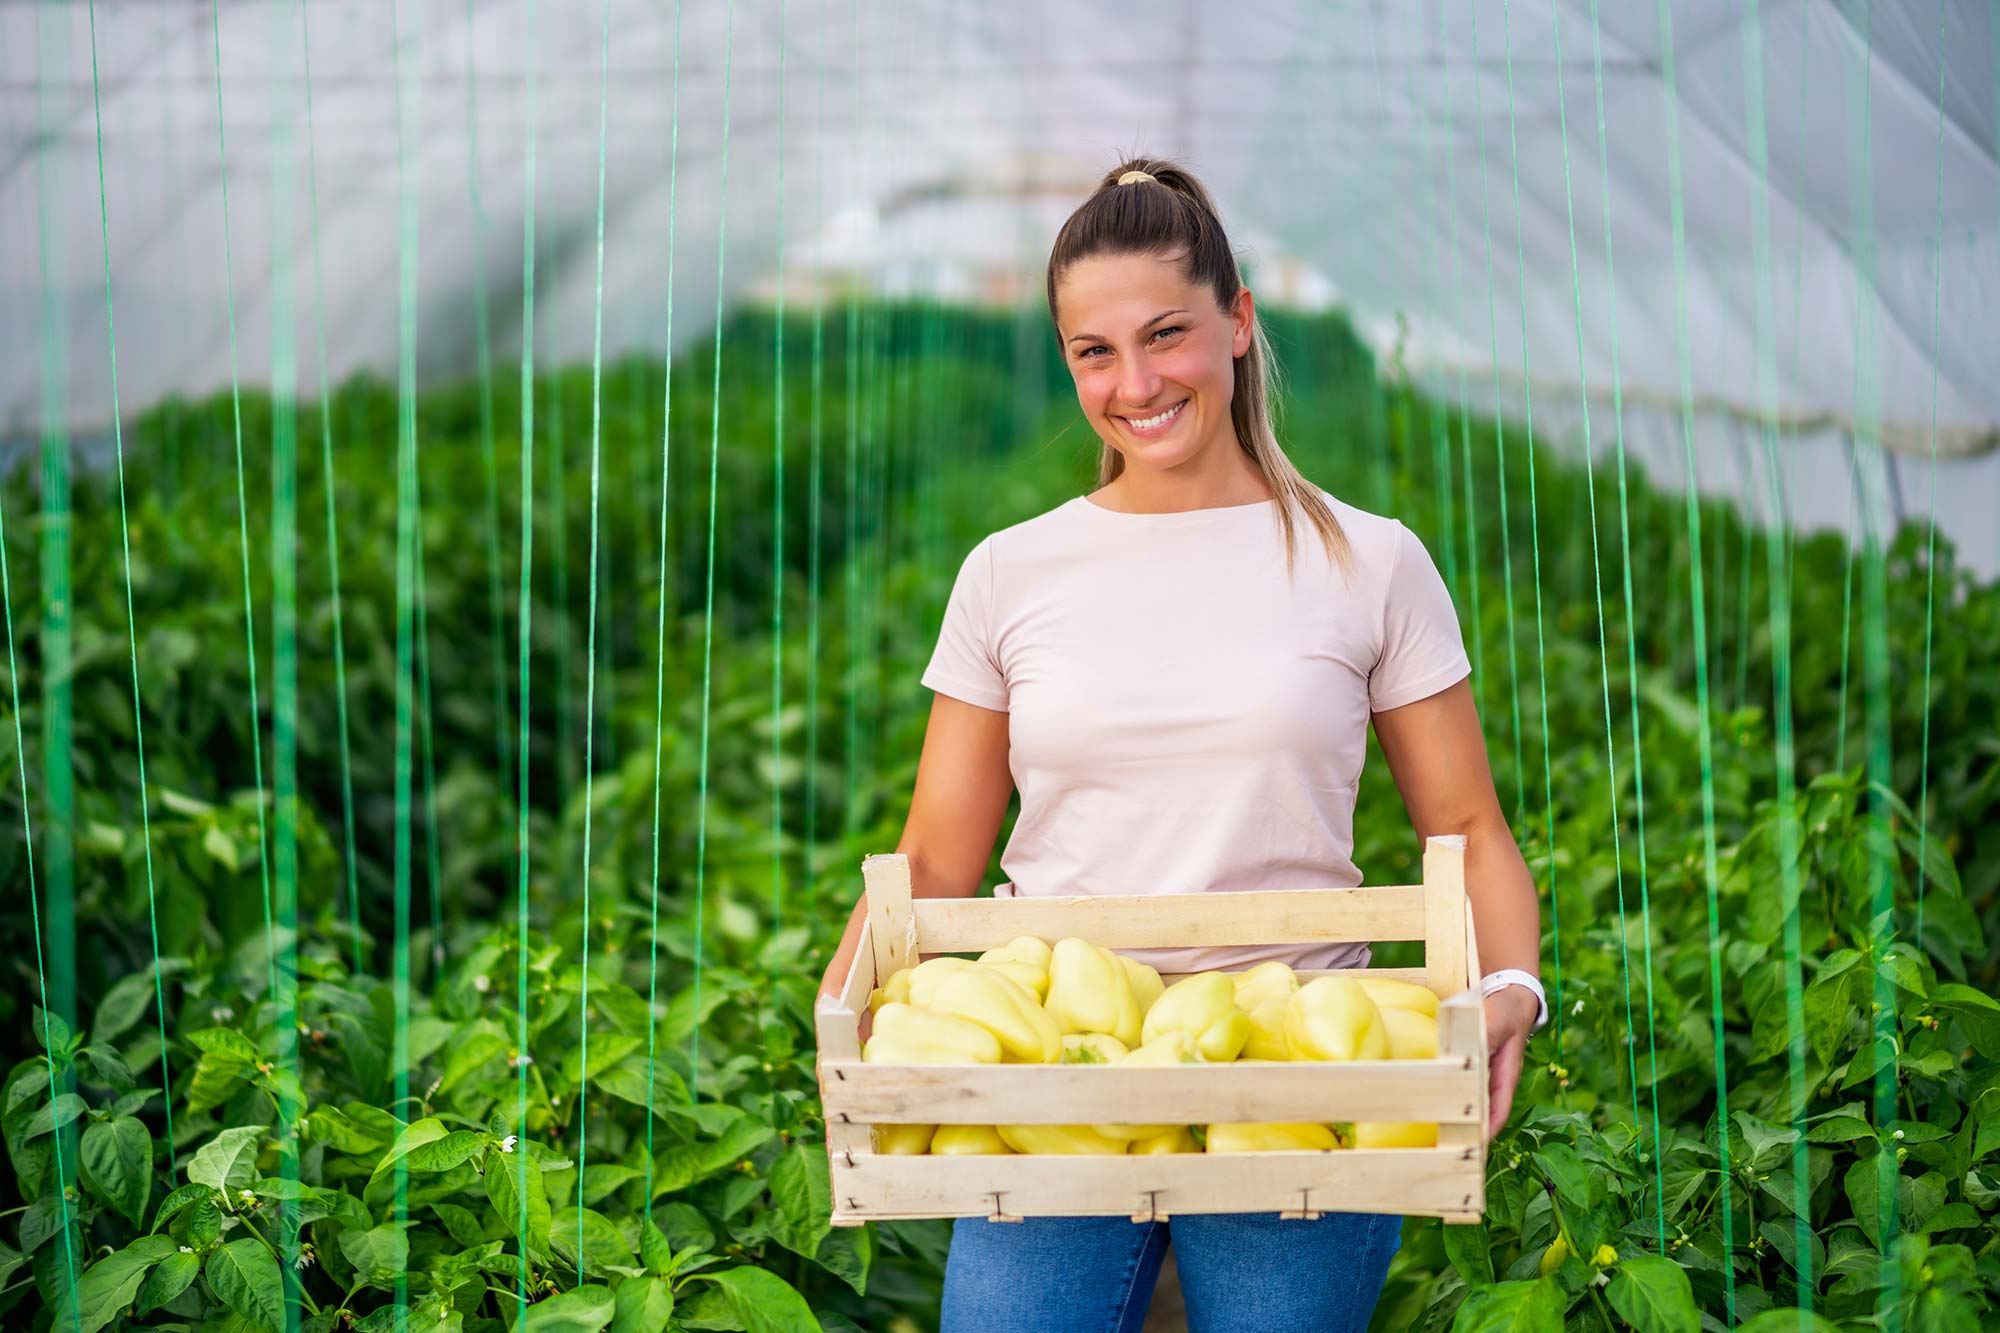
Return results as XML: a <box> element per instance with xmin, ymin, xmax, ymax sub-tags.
<box><xmin>1152</xmin><ymin>325</ymin><xmax>1184</xmax><ymax>340</ymax></box>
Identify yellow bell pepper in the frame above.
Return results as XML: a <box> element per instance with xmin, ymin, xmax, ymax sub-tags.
<box><xmin>874</xmin><ymin>1123</ymin><xmax>937</xmax><ymax>1154</ymax></box>
<box><xmin>1352</xmin><ymin>1121</ymin><xmax>1437</xmax><ymax>1148</ymax></box>
<box><xmin>862</xmin><ymin>1001</ymin><xmax>1003</xmax><ymax>1065</ymax></box>
<box><xmin>1093</xmin><ymin>1032</ymin><xmax>1199</xmax><ymax>1141</ymax></box>
<box><xmin>923</xmin><ymin>967</ymin><xmax>1062</xmax><ymax>1063</ymax></box>
<box><xmin>1129</xmin><ymin>1126</ymin><xmax>1199</xmax><ymax>1154</ymax></box>
<box><xmin>1205</xmin><ymin>1122</ymin><xmax>1339</xmax><ymax>1153</ymax></box>
<box><xmin>906</xmin><ymin>956</ymin><xmax>983</xmax><ymax>1009</ymax></box>
<box><xmin>1240</xmin><ymin>999</ymin><xmax>1291</xmax><ymax>1061</ymax></box>
<box><xmin>1538</xmin><ymin>1234</ymin><xmax>1570</xmax><ymax>1276</ymax></box>
<box><xmin>1357</xmin><ymin>976</ymin><xmax>1440</xmax><ymax>1018</ymax></box>
<box><xmin>1283</xmin><ymin>977</ymin><xmax>1390</xmax><ymax>1061</ymax></box>
<box><xmin>1231</xmin><ymin>960</ymin><xmax>1299</xmax><ymax>1011</ymax></box>
<box><xmin>1045</xmin><ymin>938</ymin><xmax>1142</xmax><ymax>1047</ymax></box>
<box><xmin>995</xmin><ymin>1123</ymin><xmax>1129</xmax><ymax>1155</ymax></box>
<box><xmin>929</xmin><ymin>1124</ymin><xmax>1012</xmax><ymax>1155</ymax></box>
<box><xmin>1140</xmin><ymin>972</ymin><xmax>1251</xmax><ymax>1062</ymax></box>
<box><xmin>867</xmin><ymin>965</ymin><xmax>914</xmax><ymax>1013</ymax></box>
<box><xmin>978</xmin><ymin>937</ymin><xmax>1053</xmax><ymax>999</ymax></box>
<box><xmin>979</xmin><ymin>958</ymin><xmax>1050</xmax><ymax>1000</ymax></box>
<box><xmin>1120</xmin><ymin>955</ymin><xmax>1165</xmax><ymax>1021</ymax></box>
<box><xmin>1059</xmin><ymin>1032</ymin><xmax>1130</xmax><ymax>1064</ymax></box>
<box><xmin>1381</xmin><ymin>1007</ymin><xmax>1438</xmax><ymax>1059</ymax></box>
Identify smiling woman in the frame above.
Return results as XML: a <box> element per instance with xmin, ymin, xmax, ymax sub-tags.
<box><xmin>837</xmin><ymin>155</ymin><xmax>1553</xmax><ymax>1333</ymax></box>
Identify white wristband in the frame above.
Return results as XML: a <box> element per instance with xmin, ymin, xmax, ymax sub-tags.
<box><xmin>1481</xmin><ymin>969</ymin><xmax>1548</xmax><ymax>1033</ymax></box>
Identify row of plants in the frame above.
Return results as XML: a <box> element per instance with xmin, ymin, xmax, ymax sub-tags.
<box><xmin>0</xmin><ymin>301</ymin><xmax>1993</xmax><ymax>1330</ymax></box>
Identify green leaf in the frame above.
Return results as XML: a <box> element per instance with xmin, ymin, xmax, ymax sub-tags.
<box><xmin>339</xmin><ymin>1224</ymin><xmax>410</xmax><ymax>1288</ymax></box>
<box><xmin>687</xmin><ymin>1267</ymin><xmax>822</xmax><ymax>1333</ymax></box>
<box><xmin>33</xmin><ymin>1006</ymin><xmax>75</xmax><ymax>1055</ymax></box>
<box><xmin>437</xmin><ymin>1030</ymin><xmax>507</xmax><ymax>1097</ymax></box>
<box><xmin>371</xmin><ymin>1116</ymin><xmax>448</xmax><ymax>1181</ymax></box>
<box><xmin>609</xmin><ymin>1274</ymin><xmax>673</xmax><ymax>1333</ymax></box>
<box><xmin>1604</xmin><ymin>1254</ymin><xmax>1698</xmax><ymax>1333</ymax></box>
<box><xmin>1441</xmin><ymin>1219</ymin><xmax>1495</xmax><ymax>1287</ymax></box>
<box><xmin>26</xmin><ymin>1093</ymin><xmax>87</xmax><ymax>1140</ymax></box>
<box><xmin>91</xmin><ymin>971</ymin><xmax>159</xmax><ymax>1045</ymax></box>
<box><xmin>765</xmin><ymin>1146</ymin><xmax>831</xmax><ymax>1262</ymax></box>
<box><xmin>185</xmin><ymin>1048</ymin><xmax>253</xmax><ymax>1116</ymax></box>
<box><xmin>150</xmin><ymin>1181</ymin><xmax>212</xmax><ymax>1231</ymax></box>
<box><xmin>1930</xmin><ymin>984</ymin><xmax>2000</xmax><ymax>1058</ymax></box>
<box><xmin>1450</xmin><ymin>1277</ymin><xmax>1565</xmax><ymax>1333</ymax></box>
<box><xmin>206</xmin><ymin>1237</ymin><xmax>283</xmax><ymax>1331</ymax></box>
<box><xmin>811</xmin><ymin>1224</ymin><xmax>873</xmax><ymax>1298</ymax></box>
<box><xmin>485</xmin><ymin>1145</ymin><xmax>553</xmax><ymax>1261</ymax></box>
<box><xmin>640</xmin><ymin>1219</ymin><xmax>674</xmax><ymax>1277</ymax></box>
<box><xmin>550</xmin><ymin>1205</ymin><xmax>636</xmax><ymax>1277</ymax></box>
<box><xmin>80</xmin><ymin>1116</ymin><xmax>151</xmax><ymax>1226</ymax></box>
<box><xmin>432</xmin><ymin>1201</ymin><xmax>488</xmax><ymax>1247</ymax></box>
<box><xmin>202</xmin><ymin>823</ymin><xmax>241</xmax><ymax>872</ymax></box>
<box><xmin>1735</xmin><ymin>1312</ymin><xmax>1840</xmax><ymax>1333</ymax></box>
<box><xmin>134</xmin><ymin>1249</ymin><xmax>200</xmax><ymax>1317</ymax></box>
<box><xmin>1532</xmin><ymin>1143</ymin><xmax>1598</xmax><ymax>1211</ymax></box>
<box><xmin>651</xmin><ymin>1118</ymin><xmax>775</xmax><ymax>1197</ymax></box>
<box><xmin>594</xmin><ymin>1058</ymin><xmax>691</xmax><ymax>1120</ymax></box>
<box><xmin>188</xmin><ymin>1126</ymin><xmax>266</xmax><ymax>1193</ymax></box>
<box><xmin>404</xmin><ymin>1130</ymin><xmax>487</xmax><ymax>1173</ymax></box>
<box><xmin>518</xmin><ymin>1284</ymin><xmax>616</xmax><ymax>1332</ymax></box>
<box><xmin>55</xmin><ymin>1235</ymin><xmax>177</xmax><ymax>1333</ymax></box>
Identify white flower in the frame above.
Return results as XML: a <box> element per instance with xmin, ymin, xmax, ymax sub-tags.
<box><xmin>1571</xmin><ymin>999</ymin><xmax>1585</xmax><ymax>1016</ymax></box>
<box><xmin>509</xmin><ymin>1052</ymin><xmax>534</xmax><ymax>1068</ymax></box>
<box><xmin>293</xmin><ymin>1246</ymin><xmax>315</xmax><ymax>1271</ymax></box>
<box><xmin>473</xmin><ymin>974</ymin><xmax>491</xmax><ymax>994</ymax></box>
<box><xmin>500</xmin><ymin>1135</ymin><xmax>518</xmax><ymax>1154</ymax></box>
<box><xmin>178</xmin><ymin>1246</ymin><xmax>193</xmax><ymax>1254</ymax></box>
<box><xmin>211</xmin><ymin>1005</ymin><xmax>234</xmax><ymax>1024</ymax></box>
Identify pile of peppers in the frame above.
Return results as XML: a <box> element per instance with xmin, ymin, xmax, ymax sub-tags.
<box><xmin>854</xmin><ymin>937</ymin><xmax>1447</xmax><ymax>1155</ymax></box>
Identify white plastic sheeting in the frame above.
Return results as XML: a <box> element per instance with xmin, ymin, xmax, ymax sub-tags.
<box><xmin>2</xmin><ymin>1</ymin><xmax>1996</xmax><ymax>564</ymax></box>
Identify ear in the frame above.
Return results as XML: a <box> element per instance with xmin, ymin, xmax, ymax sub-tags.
<box><xmin>1230</xmin><ymin>287</ymin><xmax>1255</xmax><ymax>357</ymax></box>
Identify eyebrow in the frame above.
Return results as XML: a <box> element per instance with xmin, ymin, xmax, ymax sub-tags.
<box><xmin>1066</xmin><ymin>310</ymin><xmax>1189</xmax><ymax>345</ymax></box>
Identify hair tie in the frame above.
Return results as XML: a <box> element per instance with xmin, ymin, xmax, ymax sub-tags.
<box><xmin>1117</xmin><ymin>169</ymin><xmax>1157</xmax><ymax>186</ymax></box>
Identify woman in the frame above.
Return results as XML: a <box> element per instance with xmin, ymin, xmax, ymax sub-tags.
<box><xmin>816</xmin><ymin>157</ymin><xmax>1546</xmax><ymax>1333</ymax></box>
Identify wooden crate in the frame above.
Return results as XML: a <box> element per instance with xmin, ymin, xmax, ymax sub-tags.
<box><xmin>814</xmin><ymin>835</ymin><xmax>1488</xmax><ymax>1226</ymax></box>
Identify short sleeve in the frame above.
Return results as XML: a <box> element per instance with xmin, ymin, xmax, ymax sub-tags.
<box><xmin>1368</xmin><ymin>522</ymin><xmax>1472</xmax><ymax>712</ymax></box>
<box><xmin>921</xmin><ymin>538</ymin><xmax>1010</xmax><ymax>711</ymax></box>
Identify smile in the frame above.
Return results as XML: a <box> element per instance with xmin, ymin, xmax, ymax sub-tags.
<box><xmin>1120</xmin><ymin>399</ymin><xmax>1188</xmax><ymax>435</ymax></box>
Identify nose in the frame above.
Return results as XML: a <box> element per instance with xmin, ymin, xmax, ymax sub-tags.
<box><xmin>1117</xmin><ymin>360</ymin><xmax>1164</xmax><ymax>413</ymax></box>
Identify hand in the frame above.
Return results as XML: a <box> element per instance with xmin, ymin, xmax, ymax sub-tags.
<box><xmin>1483</xmin><ymin>985</ymin><xmax>1539</xmax><ymax>1140</ymax></box>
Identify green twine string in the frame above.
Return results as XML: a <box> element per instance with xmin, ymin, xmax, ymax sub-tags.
<box><xmin>1734</xmin><ymin>0</ymin><xmax>1816</xmax><ymax>1304</ymax></box>
<box><xmin>642</xmin><ymin>0</ymin><xmax>689</xmax><ymax>1210</ymax></box>
<box><xmin>573</xmin><ymin>0</ymin><xmax>616</xmax><ymax>1272</ymax></box>
<box><xmin>1545</xmin><ymin>0</ymin><xmax>1653</xmax><ymax>1234</ymax></box>
<box><xmin>690</xmin><ymin>0</ymin><xmax>743</xmax><ymax>1092</ymax></box>
<box><xmin>1654</xmin><ymin>0</ymin><xmax>1739</xmax><ymax>1318</ymax></box>
<box><xmin>511</xmin><ymin>0</ymin><xmax>541</xmax><ymax>1315</ymax></box>
<box><xmin>82</xmin><ymin>0</ymin><xmax>178</xmax><ymax>1183</ymax></box>
<box><xmin>1496</xmin><ymin>0</ymin><xmax>1565</xmax><ymax>1059</ymax></box>
<box><xmin>206</xmin><ymin>0</ymin><xmax>279</xmax><ymax>1006</ymax></box>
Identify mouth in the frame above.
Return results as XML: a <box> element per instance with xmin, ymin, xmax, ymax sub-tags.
<box><xmin>1118</xmin><ymin>398</ymin><xmax>1189</xmax><ymax>438</ymax></box>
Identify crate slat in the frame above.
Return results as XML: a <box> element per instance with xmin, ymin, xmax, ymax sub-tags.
<box><xmin>828</xmin><ymin>1147</ymin><xmax>1483</xmax><ymax>1225</ymax></box>
<box><xmin>821</xmin><ymin>1055</ymin><xmax>1480</xmax><ymax>1125</ymax></box>
<box><xmin>912</xmin><ymin>884</ymin><xmax>1425</xmax><ymax>953</ymax></box>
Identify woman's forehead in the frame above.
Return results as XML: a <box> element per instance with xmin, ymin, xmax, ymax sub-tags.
<box><xmin>1056</xmin><ymin>254</ymin><xmax>1202</xmax><ymax>325</ymax></box>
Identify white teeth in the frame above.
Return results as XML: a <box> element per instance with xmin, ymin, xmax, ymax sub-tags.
<box><xmin>1127</xmin><ymin>400</ymin><xmax>1187</xmax><ymax>430</ymax></box>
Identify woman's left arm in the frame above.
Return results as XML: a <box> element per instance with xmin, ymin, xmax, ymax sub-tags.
<box><xmin>1371</xmin><ymin>676</ymin><xmax>1542</xmax><ymax>1139</ymax></box>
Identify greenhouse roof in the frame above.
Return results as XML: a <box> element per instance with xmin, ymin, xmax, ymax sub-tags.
<box><xmin>3</xmin><ymin>0</ymin><xmax>1996</xmax><ymax>558</ymax></box>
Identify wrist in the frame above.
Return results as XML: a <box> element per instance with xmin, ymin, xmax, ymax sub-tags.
<box><xmin>1480</xmin><ymin>968</ymin><xmax>1548</xmax><ymax>1033</ymax></box>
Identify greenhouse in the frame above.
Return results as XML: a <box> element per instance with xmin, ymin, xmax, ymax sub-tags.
<box><xmin>1</xmin><ymin>1</ymin><xmax>1996</xmax><ymax>1330</ymax></box>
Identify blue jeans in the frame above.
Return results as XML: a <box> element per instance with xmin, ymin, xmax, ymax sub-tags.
<box><xmin>940</xmin><ymin>1209</ymin><xmax>1404</xmax><ymax>1332</ymax></box>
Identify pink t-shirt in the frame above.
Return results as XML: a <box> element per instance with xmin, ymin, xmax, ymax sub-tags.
<box><xmin>919</xmin><ymin>488</ymin><xmax>1471</xmax><ymax>976</ymax></box>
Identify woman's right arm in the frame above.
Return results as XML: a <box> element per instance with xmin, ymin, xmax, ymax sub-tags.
<box><xmin>817</xmin><ymin>691</ymin><xmax>1015</xmax><ymax>1001</ymax></box>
